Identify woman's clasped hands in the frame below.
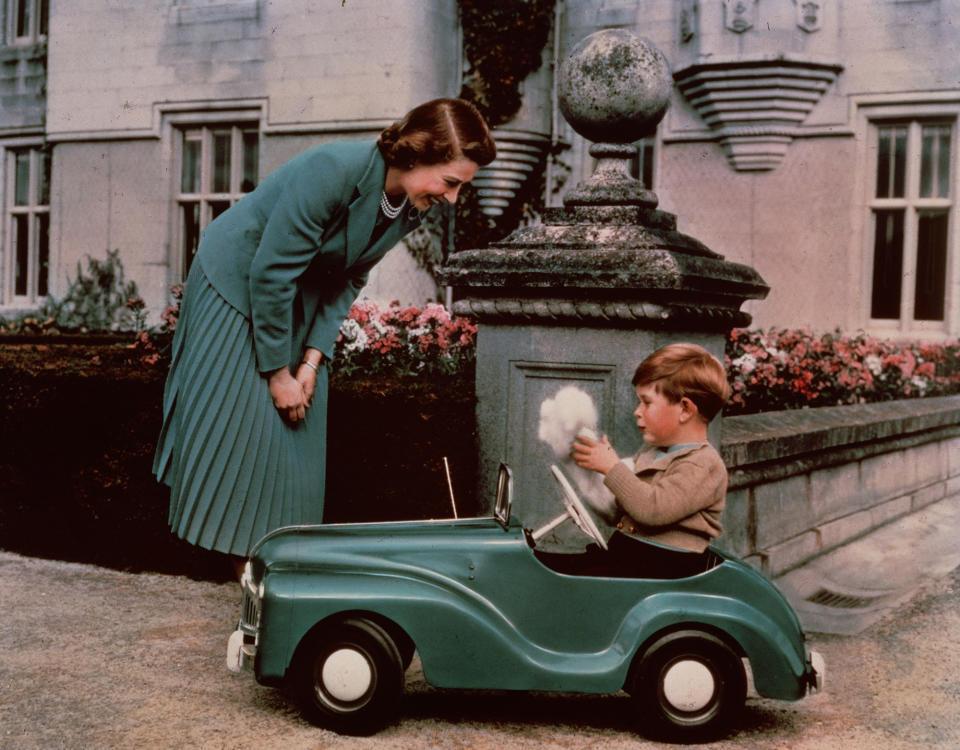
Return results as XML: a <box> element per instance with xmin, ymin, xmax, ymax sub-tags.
<box><xmin>268</xmin><ymin>351</ymin><xmax>322</xmax><ymax>423</ymax></box>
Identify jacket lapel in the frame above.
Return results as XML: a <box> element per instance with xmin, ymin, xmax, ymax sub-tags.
<box><xmin>344</xmin><ymin>146</ymin><xmax>386</xmax><ymax>267</ymax></box>
<box><xmin>345</xmin><ymin>148</ymin><xmax>425</xmax><ymax>268</ymax></box>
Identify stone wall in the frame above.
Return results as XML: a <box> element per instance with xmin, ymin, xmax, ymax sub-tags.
<box><xmin>44</xmin><ymin>0</ymin><xmax>460</xmax><ymax>137</ymax></box>
<box><xmin>717</xmin><ymin>395</ymin><xmax>960</xmax><ymax>577</ymax></box>
<box><xmin>40</xmin><ymin>0</ymin><xmax>458</xmax><ymax>318</ymax></box>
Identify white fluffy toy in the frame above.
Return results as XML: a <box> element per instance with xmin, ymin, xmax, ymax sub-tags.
<box><xmin>537</xmin><ymin>385</ymin><xmax>621</xmax><ymax>525</ymax></box>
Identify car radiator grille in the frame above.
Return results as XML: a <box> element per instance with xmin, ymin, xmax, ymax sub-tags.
<box><xmin>241</xmin><ymin>588</ymin><xmax>261</xmax><ymax>631</ymax></box>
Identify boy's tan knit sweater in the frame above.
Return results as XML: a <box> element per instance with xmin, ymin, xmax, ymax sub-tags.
<box><xmin>603</xmin><ymin>442</ymin><xmax>727</xmax><ymax>553</ymax></box>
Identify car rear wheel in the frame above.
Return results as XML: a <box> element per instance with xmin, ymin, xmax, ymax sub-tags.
<box><xmin>294</xmin><ymin>617</ymin><xmax>403</xmax><ymax>735</ymax></box>
<box><xmin>631</xmin><ymin>630</ymin><xmax>746</xmax><ymax>742</ymax></box>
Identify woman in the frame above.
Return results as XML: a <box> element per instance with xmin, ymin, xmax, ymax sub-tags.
<box><xmin>153</xmin><ymin>99</ymin><xmax>495</xmax><ymax>576</ymax></box>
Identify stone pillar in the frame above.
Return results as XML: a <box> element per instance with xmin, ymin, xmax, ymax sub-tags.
<box><xmin>439</xmin><ymin>29</ymin><xmax>769</xmax><ymax>549</ymax></box>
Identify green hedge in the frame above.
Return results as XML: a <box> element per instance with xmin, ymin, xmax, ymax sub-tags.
<box><xmin>0</xmin><ymin>341</ymin><xmax>477</xmax><ymax>580</ymax></box>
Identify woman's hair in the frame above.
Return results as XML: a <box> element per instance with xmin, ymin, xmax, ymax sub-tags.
<box><xmin>632</xmin><ymin>343</ymin><xmax>731</xmax><ymax>422</ymax></box>
<box><xmin>378</xmin><ymin>98</ymin><xmax>496</xmax><ymax>169</ymax></box>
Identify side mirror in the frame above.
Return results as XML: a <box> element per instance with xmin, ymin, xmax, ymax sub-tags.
<box><xmin>493</xmin><ymin>463</ymin><xmax>514</xmax><ymax>530</ymax></box>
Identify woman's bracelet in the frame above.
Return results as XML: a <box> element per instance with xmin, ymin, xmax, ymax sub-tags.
<box><xmin>301</xmin><ymin>359</ymin><xmax>320</xmax><ymax>373</ymax></box>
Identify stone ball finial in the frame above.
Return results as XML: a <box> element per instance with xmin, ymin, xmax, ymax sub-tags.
<box><xmin>558</xmin><ymin>28</ymin><xmax>672</xmax><ymax>144</ymax></box>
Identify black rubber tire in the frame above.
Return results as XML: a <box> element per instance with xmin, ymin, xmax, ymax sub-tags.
<box><xmin>631</xmin><ymin>630</ymin><xmax>746</xmax><ymax>742</ymax></box>
<box><xmin>293</xmin><ymin>617</ymin><xmax>403</xmax><ymax>736</ymax></box>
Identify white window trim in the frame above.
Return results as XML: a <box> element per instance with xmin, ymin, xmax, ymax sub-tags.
<box><xmin>6</xmin><ymin>0</ymin><xmax>46</xmax><ymax>45</ymax></box>
<box><xmin>851</xmin><ymin>95</ymin><xmax>960</xmax><ymax>339</ymax></box>
<box><xmin>160</xmin><ymin>105</ymin><xmax>264</xmax><ymax>287</ymax></box>
<box><xmin>2</xmin><ymin>141</ymin><xmax>49</xmax><ymax>309</ymax></box>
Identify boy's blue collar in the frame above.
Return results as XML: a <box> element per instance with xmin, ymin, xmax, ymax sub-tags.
<box><xmin>654</xmin><ymin>442</ymin><xmax>702</xmax><ymax>460</ymax></box>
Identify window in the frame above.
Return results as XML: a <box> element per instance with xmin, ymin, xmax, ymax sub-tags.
<box><xmin>4</xmin><ymin>145</ymin><xmax>50</xmax><ymax>304</ymax></box>
<box><xmin>868</xmin><ymin>119</ymin><xmax>953</xmax><ymax>331</ymax></box>
<box><xmin>177</xmin><ymin>124</ymin><xmax>258</xmax><ymax>276</ymax></box>
<box><xmin>631</xmin><ymin>138</ymin><xmax>655</xmax><ymax>189</ymax></box>
<box><xmin>6</xmin><ymin>0</ymin><xmax>48</xmax><ymax>43</ymax></box>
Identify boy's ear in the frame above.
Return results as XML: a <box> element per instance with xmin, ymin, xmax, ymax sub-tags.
<box><xmin>678</xmin><ymin>396</ymin><xmax>700</xmax><ymax>422</ymax></box>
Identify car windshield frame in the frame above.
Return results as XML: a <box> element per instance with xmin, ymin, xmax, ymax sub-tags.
<box><xmin>493</xmin><ymin>463</ymin><xmax>514</xmax><ymax>531</ymax></box>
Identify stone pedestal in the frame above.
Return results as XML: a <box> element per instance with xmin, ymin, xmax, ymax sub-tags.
<box><xmin>439</xmin><ymin>30</ymin><xmax>769</xmax><ymax>548</ymax></box>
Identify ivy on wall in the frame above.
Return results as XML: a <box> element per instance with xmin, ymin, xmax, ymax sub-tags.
<box><xmin>451</xmin><ymin>0</ymin><xmax>557</xmax><ymax>253</ymax></box>
<box><xmin>457</xmin><ymin>0</ymin><xmax>556</xmax><ymax>128</ymax></box>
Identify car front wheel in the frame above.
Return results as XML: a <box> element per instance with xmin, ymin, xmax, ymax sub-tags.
<box><xmin>631</xmin><ymin>630</ymin><xmax>746</xmax><ymax>742</ymax></box>
<box><xmin>293</xmin><ymin>617</ymin><xmax>404</xmax><ymax>736</ymax></box>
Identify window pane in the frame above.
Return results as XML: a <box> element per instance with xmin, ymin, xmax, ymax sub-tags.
<box><xmin>914</xmin><ymin>211</ymin><xmax>948</xmax><ymax>321</ymax></box>
<box><xmin>181</xmin><ymin>134</ymin><xmax>200</xmax><ymax>194</ymax></box>
<box><xmin>209</xmin><ymin>200</ymin><xmax>230</xmax><ymax>222</ymax></box>
<box><xmin>37</xmin><ymin>149</ymin><xmax>50</xmax><ymax>205</ymax></box>
<box><xmin>37</xmin><ymin>213</ymin><xmax>49</xmax><ymax>297</ymax></box>
<box><xmin>15</xmin><ymin>0</ymin><xmax>31</xmax><ymax>37</ymax></box>
<box><xmin>893</xmin><ymin>128</ymin><xmax>906</xmax><ymax>197</ymax></box>
<box><xmin>39</xmin><ymin>0</ymin><xmax>49</xmax><ymax>36</ymax></box>
<box><xmin>15</xmin><ymin>151</ymin><xmax>30</xmax><ymax>205</ymax></box>
<box><xmin>870</xmin><ymin>210</ymin><xmax>904</xmax><ymax>319</ymax></box>
<box><xmin>876</xmin><ymin>126</ymin><xmax>908</xmax><ymax>199</ymax></box>
<box><xmin>13</xmin><ymin>215</ymin><xmax>29</xmax><ymax>296</ymax></box>
<box><xmin>181</xmin><ymin>202</ymin><xmax>200</xmax><ymax>276</ymax></box>
<box><xmin>920</xmin><ymin>129</ymin><xmax>935</xmax><ymax>198</ymax></box>
<box><xmin>211</xmin><ymin>131</ymin><xmax>231</xmax><ymax>193</ymax></box>
<box><xmin>937</xmin><ymin>127</ymin><xmax>951</xmax><ymax>198</ymax></box>
<box><xmin>920</xmin><ymin>125</ymin><xmax>951</xmax><ymax>199</ymax></box>
<box><xmin>877</xmin><ymin>126</ymin><xmax>908</xmax><ymax>198</ymax></box>
<box><xmin>640</xmin><ymin>142</ymin><xmax>654</xmax><ymax>189</ymax></box>
<box><xmin>242</xmin><ymin>130</ymin><xmax>258</xmax><ymax>193</ymax></box>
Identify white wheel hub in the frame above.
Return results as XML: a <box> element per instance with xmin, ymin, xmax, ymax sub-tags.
<box><xmin>321</xmin><ymin>648</ymin><xmax>373</xmax><ymax>702</ymax></box>
<box><xmin>662</xmin><ymin>659</ymin><xmax>716</xmax><ymax>712</ymax></box>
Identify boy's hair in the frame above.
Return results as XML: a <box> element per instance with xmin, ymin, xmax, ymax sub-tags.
<box><xmin>632</xmin><ymin>343</ymin><xmax>731</xmax><ymax>422</ymax></box>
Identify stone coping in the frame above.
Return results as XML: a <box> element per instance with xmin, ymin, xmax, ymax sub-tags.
<box><xmin>721</xmin><ymin>395</ymin><xmax>960</xmax><ymax>489</ymax></box>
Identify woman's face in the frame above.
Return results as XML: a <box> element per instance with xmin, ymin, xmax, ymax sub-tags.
<box><xmin>395</xmin><ymin>157</ymin><xmax>478</xmax><ymax>211</ymax></box>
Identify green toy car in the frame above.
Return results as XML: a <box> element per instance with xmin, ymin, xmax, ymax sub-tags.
<box><xmin>227</xmin><ymin>465</ymin><xmax>823</xmax><ymax>741</ymax></box>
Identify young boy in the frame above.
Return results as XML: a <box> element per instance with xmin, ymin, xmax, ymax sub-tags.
<box><xmin>569</xmin><ymin>343</ymin><xmax>731</xmax><ymax>578</ymax></box>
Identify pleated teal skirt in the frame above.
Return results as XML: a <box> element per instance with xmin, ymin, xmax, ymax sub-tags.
<box><xmin>153</xmin><ymin>263</ymin><xmax>328</xmax><ymax>556</ymax></box>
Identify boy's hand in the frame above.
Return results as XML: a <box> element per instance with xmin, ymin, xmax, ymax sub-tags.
<box><xmin>572</xmin><ymin>434</ymin><xmax>620</xmax><ymax>475</ymax></box>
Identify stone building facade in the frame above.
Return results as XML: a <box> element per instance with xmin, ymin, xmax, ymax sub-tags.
<box><xmin>1</xmin><ymin>0</ymin><xmax>958</xmax><ymax>339</ymax></box>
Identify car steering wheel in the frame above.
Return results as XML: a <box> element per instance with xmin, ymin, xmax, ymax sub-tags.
<box><xmin>550</xmin><ymin>465</ymin><xmax>608</xmax><ymax>550</ymax></box>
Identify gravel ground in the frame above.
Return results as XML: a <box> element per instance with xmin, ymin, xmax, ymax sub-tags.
<box><xmin>1</xmin><ymin>550</ymin><xmax>958</xmax><ymax>750</ymax></box>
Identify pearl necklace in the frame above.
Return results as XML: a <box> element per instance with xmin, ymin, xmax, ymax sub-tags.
<box><xmin>379</xmin><ymin>191</ymin><xmax>407</xmax><ymax>219</ymax></box>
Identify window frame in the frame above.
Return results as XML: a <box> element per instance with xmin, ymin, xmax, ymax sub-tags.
<box><xmin>855</xmin><ymin>96</ymin><xmax>960</xmax><ymax>338</ymax></box>
<box><xmin>2</xmin><ymin>142</ymin><xmax>51</xmax><ymax>308</ymax></box>
<box><xmin>6</xmin><ymin>0</ymin><xmax>48</xmax><ymax>45</ymax></box>
<box><xmin>162</xmin><ymin>108</ymin><xmax>263</xmax><ymax>284</ymax></box>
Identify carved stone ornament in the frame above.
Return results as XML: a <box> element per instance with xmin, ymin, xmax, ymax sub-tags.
<box><xmin>440</xmin><ymin>29</ymin><xmax>769</xmax><ymax>328</ymax></box>
<box><xmin>794</xmin><ymin>0</ymin><xmax>823</xmax><ymax>33</ymax></box>
<box><xmin>680</xmin><ymin>0</ymin><xmax>698</xmax><ymax>44</ymax></box>
<box><xmin>724</xmin><ymin>0</ymin><xmax>757</xmax><ymax>34</ymax></box>
<box><xmin>674</xmin><ymin>57</ymin><xmax>843</xmax><ymax>171</ymax></box>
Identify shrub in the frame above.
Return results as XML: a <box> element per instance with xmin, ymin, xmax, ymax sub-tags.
<box><xmin>0</xmin><ymin>249</ymin><xmax>146</xmax><ymax>335</ymax></box>
<box><xmin>44</xmin><ymin>249</ymin><xmax>145</xmax><ymax>332</ymax></box>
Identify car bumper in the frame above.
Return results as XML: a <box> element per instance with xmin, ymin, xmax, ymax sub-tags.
<box><xmin>226</xmin><ymin>628</ymin><xmax>257</xmax><ymax>674</ymax></box>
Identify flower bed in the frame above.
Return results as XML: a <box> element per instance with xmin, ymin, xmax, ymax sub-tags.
<box><xmin>329</xmin><ymin>302</ymin><xmax>960</xmax><ymax>417</ymax></box>
<box><xmin>333</xmin><ymin>299</ymin><xmax>477</xmax><ymax>378</ymax></box>
<box><xmin>725</xmin><ymin>328</ymin><xmax>960</xmax><ymax>416</ymax></box>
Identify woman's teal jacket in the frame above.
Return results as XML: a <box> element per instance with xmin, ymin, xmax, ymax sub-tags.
<box><xmin>197</xmin><ymin>139</ymin><xmax>422</xmax><ymax>373</ymax></box>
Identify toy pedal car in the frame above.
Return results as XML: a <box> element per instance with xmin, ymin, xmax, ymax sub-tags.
<box><xmin>227</xmin><ymin>464</ymin><xmax>823</xmax><ymax>741</ymax></box>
